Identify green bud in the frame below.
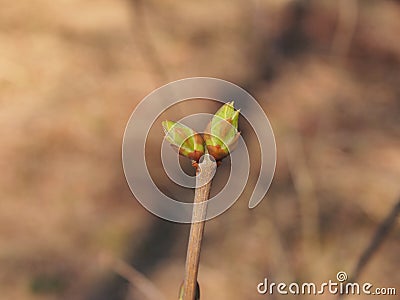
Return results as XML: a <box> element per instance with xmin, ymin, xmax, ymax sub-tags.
<box><xmin>204</xmin><ymin>101</ymin><xmax>240</xmax><ymax>161</ymax></box>
<box><xmin>162</xmin><ymin>120</ymin><xmax>205</xmax><ymax>162</ymax></box>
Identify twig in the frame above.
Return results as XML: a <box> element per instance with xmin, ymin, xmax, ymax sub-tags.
<box><xmin>285</xmin><ymin>134</ymin><xmax>320</xmax><ymax>266</ymax></box>
<box><xmin>351</xmin><ymin>198</ymin><xmax>400</xmax><ymax>281</ymax></box>
<box><xmin>129</xmin><ymin>0</ymin><xmax>169</xmax><ymax>85</ymax></box>
<box><xmin>331</xmin><ymin>0</ymin><xmax>359</xmax><ymax>59</ymax></box>
<box><xmin>183</xmin><ymin>155</ymin><xmax>216</xmax><ymax>300</ymax></box>
<box><xmin>338</xmin><ymin>197</ymin><xmax>400</xmax><ymax>299</ymax></box>
<box><xmin>99</xmin><ymin>253</ymin><xmax>166</xmax><ymax>300</ymax></box>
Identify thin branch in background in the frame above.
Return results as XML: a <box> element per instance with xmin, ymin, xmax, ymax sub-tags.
<box><xmin>264</xmin><ymin>210</ymin><xmax>295</xmax><ymax>282</ymax></box>
<box><xmin>338</xmin><ymin>197</ymin><xmax>400</xmax><ymax>299</ymax></box>
<box><xmin>99</xmin><ymin>253</ymin><xmax>167</xmax><ymax>300</ymax></box>
<box><xmin>285</xmin><ymin>134</ymin><xmax>320</xmax><ymax>264</ymax></box>
<box><xmin>129</xmin><ymin>0</ymin><xmax>169</xmax><ymax>85</ymax></box>
<box><xmin>331</xmin><ymin>0</ymin><xmax>359</xmax><ymax>59</ymax></box>
<box><xmin>351</xmin><ymin>198</ymin><xmax>400</xmax><ymax>281</ymax></box>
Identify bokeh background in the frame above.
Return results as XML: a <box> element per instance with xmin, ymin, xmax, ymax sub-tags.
<box><xmin>1</xmin><ymin>0</ymin><xmax>399</xmax><ymax>299</ymax></box>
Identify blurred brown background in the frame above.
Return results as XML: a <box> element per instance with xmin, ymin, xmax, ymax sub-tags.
<box><xmin>0</xmin><ymin>0</ymin><xmax>399</xmax><ymax>299</ymax></box>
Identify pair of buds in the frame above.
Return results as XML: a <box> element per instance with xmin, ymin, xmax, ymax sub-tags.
<box><xmin>162</xmin><ymin>102</ymin><xmax>240</xmax><ymax>164</ymax></box>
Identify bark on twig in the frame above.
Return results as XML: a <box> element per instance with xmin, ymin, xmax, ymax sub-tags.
<box><xmin>183</xmin><ymin>155</ymin><xmax>216</xmax><ymax>300</ymax></box>
<box><xmin>351</xmin><ymin>198</ymin><xmax>400</xmax><ymax>281</ymax></box>
<box><xmin>338</xmin><ymin>197</ymin><xmax>400</xmax><ymax>299</ymax></box>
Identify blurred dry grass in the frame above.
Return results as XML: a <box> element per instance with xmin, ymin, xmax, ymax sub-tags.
<box><xmin>0</xmin><ymin>0</ymin><xmax>399</xmax><ymax>299</ymax></box>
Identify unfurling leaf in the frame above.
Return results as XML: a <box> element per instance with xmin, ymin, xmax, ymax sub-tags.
<box><xmin>203</xmin><ymin>101</ymin><xmax>240</xmax><ymax>161</ymax></box>
<box><xmin>162</xmin><ymin>120</ymin><xmax>205</xmax><ymax>162</ymax></box>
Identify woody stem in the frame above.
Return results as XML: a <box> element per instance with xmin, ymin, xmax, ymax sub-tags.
<box><xmin>183</xmin><ymin>155</ymin><xmax>216</xmax><ymax>300</ymax></box>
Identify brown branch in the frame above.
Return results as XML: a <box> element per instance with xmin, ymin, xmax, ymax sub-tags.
<box><xmin>338</xmin><ymin>197</ymin><xmax>400</xmax><ymax>299</ymax></box>
<box><xmin>99</xmin><ymin>253</ymin><xmax>166</xmax><ymax>300</ymax></box>
<box><xmin>129</xmin><ymin>0</ymin><xmax>169</xmax><ymax>85</ymax></box>
<box><xmin>331</xmin><ymin>0</ymin><xmax>359</xmax><ymax>59</ymax></box>
<box><xmin>182</xmin><ymin>155</ymin><xmax>216</xmax><ymax>300</ymax></box>
<box><xmin>351</xmin><ymin>198</ymin><xmax>400</xmax><ymax>281</ymax></box>
<box><xmin>285</xmin><ymin>134</ymin><xmax>320</xmax><ymax>268</ymax></box>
